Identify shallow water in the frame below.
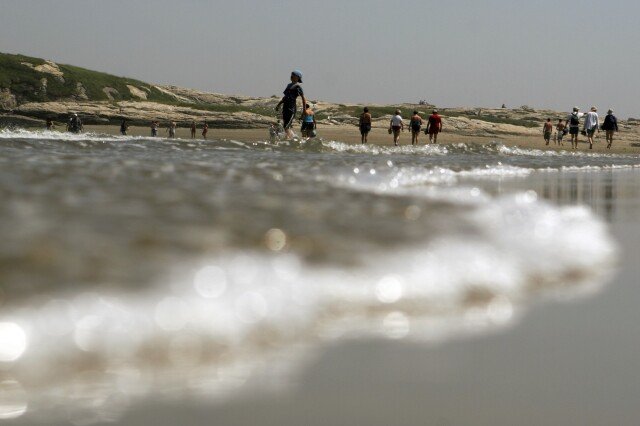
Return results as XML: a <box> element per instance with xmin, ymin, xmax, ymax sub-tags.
<box><xmin>0</xmin><ymin>129</ymin><xmax>639</xmax><ymax>424</ymax></box>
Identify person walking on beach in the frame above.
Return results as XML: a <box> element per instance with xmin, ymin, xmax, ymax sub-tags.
<box><xmin>190</xmin><ymin>120</ymin><xmax>197</xmax><ymax>139</ymax></box>
<box><xmin>67</xmin><ymin>113</ymin><xmax>83</xmax><ymax>133</ymax></box>
<box><xmin>584</xmin><ymin>106</ymin><xmax>599</xmax><ymax>150</ymax></box>
<box><xmin>202</xmin><ymin>122</ymin><xmax>209</xmax><ymax>139</ymax></box>
<box><xmin>567</xmin><ymin>107</ymin><xmax>583</xmax><ymax>149</ymax></box>
<box><xmin>151</xmin><ymin>121</ymin><xmax>159</xmax><ymax>137</ymax></box>
<box><xmin>410</xmin><ymin>111</ymin><xmax>424</xmax><ymax>145</ymax></box>
<box><xmin>167</xmin><ymin>121</ymin><xmax>176</xmax><ymax>138</ymax></box>
<box><xmin>45</xmin><ymin>118</ymin><xmax>54</xmax><ymax>131</ymax></box>
<box><xmin>389</xmin><ymin>109</ymin><xmax>404</xmax><ymax>146</ymax></box>
<box><xmin>275</xmin><ymin>70</ymin><xmax>307</xmax><ymax>140</ymax></box>
<box><xmin>359</xmin><ymin>107</ymin><xmax>372</xmax><ymax>144</ymax></box>
<box><xmin>426</xmin><ymin>110</ymin><xmax>442</xmax><ymax>144</ymax></box>
<box><xmin>556</xmin><ymin>119</ymin><xmax>566</xmax><ymax>146</ymax></box>
<box><xmin>120</xmin><ymin>119</ymin><xmax>129</xmax><ymax>136</ymax></box>
<box><xmin>543</xmin><ymin>118</ymin><xmax>553</xmax><ymax>145</ymax></box>
<box><xmin>602</xmin><ymin>109</ymin><xmax>619</xmax><ymax>149</ymax></box>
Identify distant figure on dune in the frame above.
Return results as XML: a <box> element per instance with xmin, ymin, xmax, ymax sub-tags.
<box><xmin>389</xmin><ymin>109</ymin><xmax>404</xmax><ymax>146</ymax></box>
<box><xmin>202</xmin><ymin>122</ymin><xmax>208</xmax><ymax>140</ymax></box>
<box><xmin>359</xmin><ymin>107</ymin><xmax>372</xmax><ymax>144</ymax></box>
<box><xmin>584</xmin><ymin>106</ymin><xmax>599</xmax><ymax>150</ymax></box>
<box><xmin>167</xmin><ymin>121</ymin><xmax>176</xmax><ymax>138</ymax></box>
<box><xmin>602</xmin><ymin>109</ymin><xmax>618</xmax><ymax>149</ymax></box>
<box><xmin>301</xmin><ymin>103</ymin><xmax>316</xmax><ymax>138</ymax></box>
<box><xmin>567</xmin><ymin>107</ymin><xmax>583</xmax><ymax>149</ymax></box>
<box><xmin>543</xmin><ymin>118</ymin><xmax>553</xmax><ymax>145</ymax></box>
<box><xmin>275</xmin><ymin>70</ymin><xmax>307</xmax><ymax>140</ymax></box>
<box><xmin>67</xmin><ymin>113</ymin><xmax>83</xmax><ymax>133</ymax></box>
<box><xmin>190</xmin><ymin>120</ymin><xmax>197</xmax><ymax>139</ymax></box>
<box><xmin>426</xmin><ymin>110</ymin><xmax>442</xmax><ymax>144</ymax></box>
<box><xmin>120</xmin><ymin>119</ymin><xmax>128</xmax><ymax>136</ymax></box>
<box><xmin>556</xmin><ymin>119</ymin><xmax>566</xmax><ymax>146</ymax></box>
<box><xmin>151</xmin><ymin>121</ymin><xmax>159</xmax><ymax>137</ymax></box>
<box><xmin>410</xmin><ymin>110</ymin><xmax>423</xmax><ymax>145</ymax></box>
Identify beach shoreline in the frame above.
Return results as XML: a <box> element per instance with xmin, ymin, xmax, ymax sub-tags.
<box><xmin>59</xmin><ymin>124</ymin><xmax>640</xmax><ymax>155</ymax></box>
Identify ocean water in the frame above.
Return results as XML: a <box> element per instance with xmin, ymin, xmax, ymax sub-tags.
<box><xmin>0</xmin><ymin>129</ymin><xmax>639</xmax><ymax>424</ymax></box>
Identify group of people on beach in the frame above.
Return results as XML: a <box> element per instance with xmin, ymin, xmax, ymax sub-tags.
<box><xmin>542</xmin><ymin>107</ymin><xmax>619</xmax><ymax>150</ymax></box>
<box><xmin>377</xmin><ymin>109</ymin><xmax>442</xmax><ymax>146</ymax></box>
<box><xmin>54</xmin><ymin>70</ymin><xmax>623</xmax><ymax>151</ymax></box>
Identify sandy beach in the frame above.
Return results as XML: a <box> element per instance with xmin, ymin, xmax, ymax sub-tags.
<box><xmin>82</xmin><ymin>124</ymin><xmax>640</xmax><ymax>155</ymax></box>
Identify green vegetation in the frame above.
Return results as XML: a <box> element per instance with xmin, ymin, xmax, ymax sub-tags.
<box><xmin>0</xmin><ymin>52</ymin><xmax>176</xmax><ymax>104</ymax></box>
<box><xmin>0</xmin><ymin>52</ymin><xmax>546</xmax><ymax>129</ymax></box>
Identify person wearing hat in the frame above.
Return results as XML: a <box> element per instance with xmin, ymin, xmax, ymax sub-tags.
<box><xmin>67</xmin><ymin>113</ymin><xmax>83</xmax><ymax>133</ymax></box>
<box><xmin>584</xmin><ymin>106</ymin><xmax>599</xmax><ymax>150</ymax></box>
<box><xmin>567</xmin><ymin>107</ymin><xmax>583</xmax><ymax>149</ymax></box>
<box><xmin>275</xmin><ymin>70</ymin><xmax>307</xmax><ymax>139</ymax></box>
<box><xmin>426</xmin><ymin>109</ymin><xmax>442</xmax><ymax>144</ymax></box>
<box><xmin>601</xmin><ymin>109</ymin><xmax>619</xmax><ymax>149</ymax></box>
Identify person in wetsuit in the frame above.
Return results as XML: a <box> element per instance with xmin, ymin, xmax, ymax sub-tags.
<box><xmin>275</xmin><ymin>70</ymin><xmax>307</xmax><ymax>139</ymax></box>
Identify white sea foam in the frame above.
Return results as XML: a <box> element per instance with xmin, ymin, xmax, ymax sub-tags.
<box><xmin>0</xmin><ymin>188</ymin><xmax>617</xmax><ymax>423</ymax></box>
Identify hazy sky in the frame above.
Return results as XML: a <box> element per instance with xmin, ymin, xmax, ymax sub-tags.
<box><xmin>1</xmin><ymin>0</ymin><xmax>639</xmax><ymax>117</ymax></box>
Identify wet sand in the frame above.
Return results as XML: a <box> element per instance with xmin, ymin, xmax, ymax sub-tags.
<box><xmin>83</xmin><ymin>124</ymin><xmax>640</xmax><ymax>155</ymax></box>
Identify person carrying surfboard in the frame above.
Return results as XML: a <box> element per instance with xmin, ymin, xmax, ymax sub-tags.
<box><xmin>275</xmin><ymin>70</ymin><xmax>307</xmax><ymax>140</ymax></box>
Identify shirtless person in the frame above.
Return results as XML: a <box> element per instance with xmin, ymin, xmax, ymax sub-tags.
<box><xmin>359</xmin><ymin>107</ymin><xmax>372</xmax><ymax>144</ymax></box>
<box><xmin>543</xmin><ymin>118</ymin><xmax>553</xmax><ymax>145</ymax></box>
<box><xmin>202</xmin><ymin>122</ymin><xmax>208</xmax><ymax>139</ymax></box>
<box><xmin>556</xmin><ymin>119</ymin><xmax>566</xmax><ymax>146</ymax></box>
<box><xmin>410</xmin><ymin>111</ymin><xmax>424</xmax><ymax>145</ymax></box>
<box><xmin>190</xmin><ymin>120</ymin><xmax>197</xmax><ymax>139</ymax></box>
<box><xmin>426</xmin><ymin>110</ymin><xmax>442</xmax><ymax>144</ymax></box>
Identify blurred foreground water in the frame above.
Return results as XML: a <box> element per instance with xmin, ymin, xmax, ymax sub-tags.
<box><xmin>0</xmin><ymin>129</ymin><xmax>639</xmax><ymax>424</ymax></box>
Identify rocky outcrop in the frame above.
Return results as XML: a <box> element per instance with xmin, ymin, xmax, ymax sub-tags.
<box><xmin>21</xmin><ymin>60</ymin><xmax>65</xmax><ymax>83</ymax></box>
<box><xmin>15</xmin><ymin>101</ymin><xmax>273</xmax><ymax>128</ymax></box>
<box><xmin>0</xmin><ymin>89</ymin><xmax>17</xmax><ymax>111</ymax></box>
<box><xmin>127</xmin><ymin>85</ymin><xmax>148</xmax><ymax>100</ymax></box>
<box><xmin>74</xmin><ymin>83</ymin><xmax>89</xmax><ymax>100</ymax></box>
<box><xmin>102</xmin><ymin>87</ymin><xmax>120</xmax><ymax>100</ymax></box>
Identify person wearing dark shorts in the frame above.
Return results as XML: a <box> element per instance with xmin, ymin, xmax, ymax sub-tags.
<box><xmin>602</xmin><ymin>109</ymin><xmax>619</xmax><ymax>149</ymax></box>
<box><xmin>359</xmin><ymin>107</ymin><xmax>372</xmax><ymax>144</ymax></box>
<box><xmin>410</xmin><ymin>111</ymin><xmax>423</xmax><ymax>145</ymax></box>
<box><xmin>301</xmin><ymin>104</ymin><xmax>316</xmax><ymax>138</ymax></box>
<box><xmin>275</xmin><ymin>70</ymin><xmax>307</xmax><ymax>139</ymax></box>
<box><xmin>567</xmin><ymin>107</ymin><xmax>583</xmax><ymax>149</ymax></box>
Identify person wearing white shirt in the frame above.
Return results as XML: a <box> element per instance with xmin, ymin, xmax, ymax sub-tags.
<box><xmin>583</xmin><ymin>106</ymin><xmax>599</xmax><ymax>150</ymax></box>
<box><xmin>389</xmin><ymin>109</ymin><xmax>404</xmax><ymax>146</ymax></box>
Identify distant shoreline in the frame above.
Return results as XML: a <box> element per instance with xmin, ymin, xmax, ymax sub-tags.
<box><xmin>44</xmin><ymin>124</ymin><xmax>639</xmax><ymax>155</ymax></box>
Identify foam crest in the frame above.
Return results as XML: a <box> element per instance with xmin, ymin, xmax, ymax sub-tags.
<box><xmin>0</xmin><ymin>190</ymin><xmax>617</xmax><ymax>423</ymax></box>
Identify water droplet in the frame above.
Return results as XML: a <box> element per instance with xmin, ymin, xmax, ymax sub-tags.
<box><xmin>375</xmin><ymin>276</ymin><xmax>404</xmax><ymax>304</ymax></box>
<box><xmin>0</xmin><ymin>323</ymin><xmax>27</xmax><ymax>362</ymax></box>
<box><xmin>265</xmin><ymin>228</ymin><xmax>287</xmax><ymax>252</ymax></box>
<box><xmin>194</xmin><ymin>266</ymin><xmax>227</xmax><ymax>299</ymax></box>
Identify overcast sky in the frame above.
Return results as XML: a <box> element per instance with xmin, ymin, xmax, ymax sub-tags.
<box><xmin>1</xmin><ymin>0</ymin><xmax>639</xmax><ymax>117</ymax></box>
